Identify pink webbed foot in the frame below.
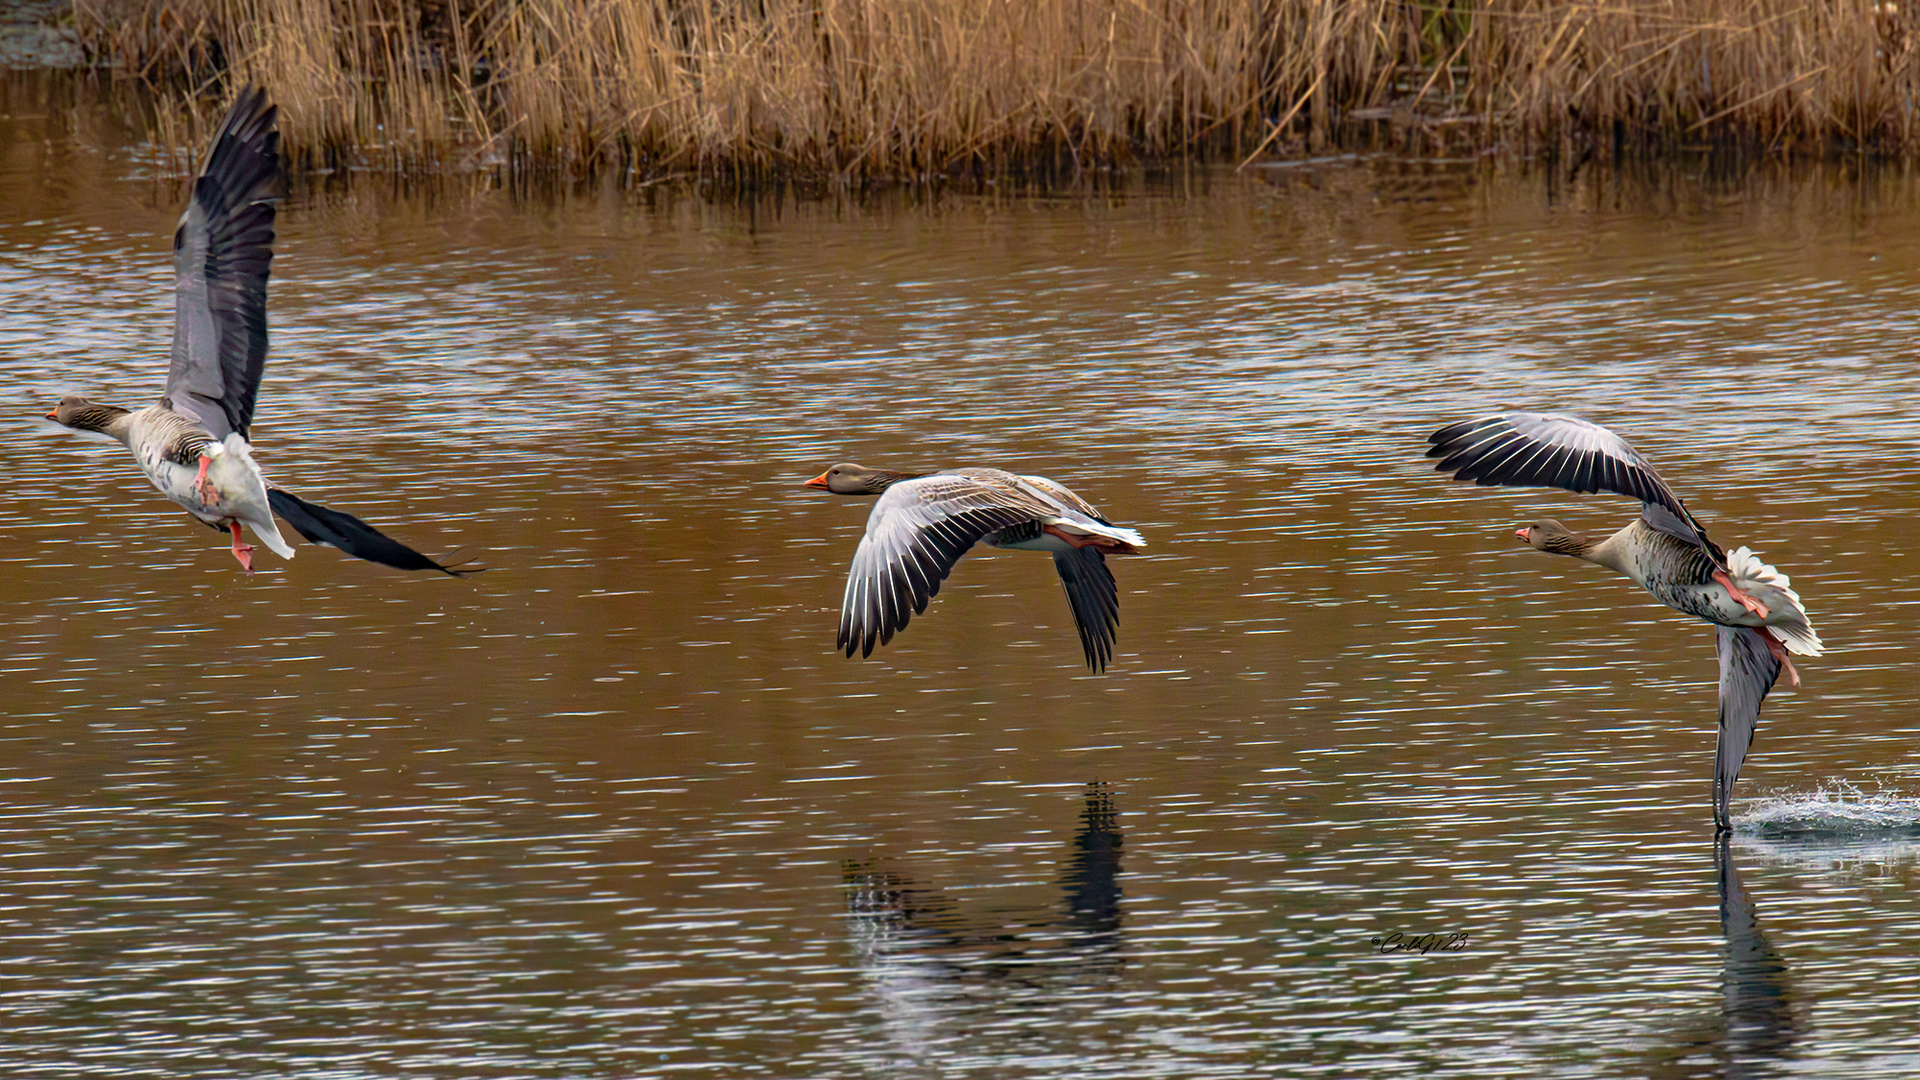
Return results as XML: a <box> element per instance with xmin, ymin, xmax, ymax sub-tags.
<box><xmin>194</xmin><ymin>456</ymin><xmax>218</xmax><ymax>505</ymax></box>
<box><xmin>1712</xmin><ymin>570</ymin><xmax>1770</xmax><ymax>620</ymax></box>
<box><xmin>227</xmin><ymin>522</ymin><xmax>255</xmax><ymax>574</ymax></box>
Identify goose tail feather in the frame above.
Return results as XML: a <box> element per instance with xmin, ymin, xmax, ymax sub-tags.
<box><xmin>1727</xmin><ymin>546</ymin><xmax>1822</xmax><ymax>656</ymax></box>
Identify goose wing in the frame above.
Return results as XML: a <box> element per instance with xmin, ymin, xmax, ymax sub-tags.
<box><xmin>1017</xmin><ymin>473</ymin><xmax>1107</xmax><ymax>522</ymax></box>
<box><xmin>1017</xmin><ymin>473</ymin><xmax>1126</xmax><ymax>670</ymax></box>
<box><xmin>838</xmin><ymin>474</ymin><xmax>1056</xmax><ymax>659</ymax></box>
<box><xmin>163</xmin><ymin>86</ymin><xmax>281</xmax><ymax>441</ymax></box>
<box><xmin>1713</xmin><ymin>625</ymin><xmax>1784</xmax><ymax>832</ymax></box>
<box><xmin>1427</xmin><ymin>412</ymin><xmax>1713</xmax><ymax>548</ymax></box>
<box><xmin>1052</xmin><ymin>548</ymin><xmax>1119</xmax><ymax>672</ymax></box>
<box><xmin>268</xmin><ymin>488</ymin><xmax>478</xmax><ymax>576</ymax></box>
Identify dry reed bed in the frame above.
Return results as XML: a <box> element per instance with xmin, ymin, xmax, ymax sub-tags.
<box><xmin>69</xmin><ymin>0</ymin><xmax>1920</xmax><ymax>178</ymax></box>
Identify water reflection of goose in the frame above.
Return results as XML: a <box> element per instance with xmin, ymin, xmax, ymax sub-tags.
<box><xmin>1644</xmin><ymin>838</ymin><xmax>1800</xmax><ymax>1076</ymax></box>
<box><xmin>1712</xmin><ymin>838</ymin><xmax>1800</xmax><ymax>1065</ymax></box>
<box><xmin>1427</xmin><ymin>413</ymin><xmax>1822</xmax><ymax>831</ymax></box>
<box><xmin>805</xmin><ymin>465</ymin><xmax>1144</xmax><ymax>670</ymax></box>
<box><xmin>841</xmin><ymin>784</ymin><xmax>1125</xmax><ymax>1062</ymax></box>
<box><xmin>42</xmin><ymin>88</ymin><xmax>471</xmax><ymax>577</ymax></box>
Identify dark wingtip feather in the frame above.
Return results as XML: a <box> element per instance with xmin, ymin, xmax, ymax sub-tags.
<box><xmin>1425</xmin><ymin>419</ymin><xmax>1478</xmax><ymax>451</ymax></box>
<box><xmin>1053</xmin><ymin>548</ymin><xmax>1120</xmax><ymax>673</ymax></box>
<box><xmin>268</xmin><ymin>488</ymin><xmax>471</xmax><ymax>577</ymax></box>
<box><xmin>424</xmin><ymin>551</ymin><xmax>487</xmax><ymax>578</ymax></box>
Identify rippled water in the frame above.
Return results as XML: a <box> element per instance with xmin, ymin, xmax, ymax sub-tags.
<box><xmin>4</xmin><ymin>79</ymin><xmax>1920</xmax><ymax>1076</ymax></box>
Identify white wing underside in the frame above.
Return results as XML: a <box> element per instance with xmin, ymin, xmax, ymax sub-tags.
<box><xmin>836</xmin><ymin>470</ymin><xmax>1137</xmax><ymax>670</ymax></box>
<box><xmin>838</xmin><ymin>474</ymin><xmax>1055</xmax><ymax>659</ymax></box>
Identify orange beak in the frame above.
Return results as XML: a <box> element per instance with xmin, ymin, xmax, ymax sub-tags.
<box><xmin>44</xmin><ymin>409</ymin><xmax>58</xmax><ymax>421</ymax></box>
<box><xmin>804</xmin><ymin>472</ymin><xmax>831</xmax><ymax>490</ymax></box>
<box><xmin>1514</xmin><ymin>527</ymin><xmax>1530</xmax><ymax>541</ymax></box>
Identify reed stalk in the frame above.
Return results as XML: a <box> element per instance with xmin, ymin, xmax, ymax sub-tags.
<box><xmin>68</xmin><ymin>0</ymin><xmax>1920</xmax><ymax>179</ymax></box>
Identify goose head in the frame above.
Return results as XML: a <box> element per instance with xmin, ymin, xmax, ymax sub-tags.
<box><xmin>804</xmin><ymin>463</ymin><xmax>919</xmax><ymax>496</ymax></box>
<box><xmin>45</xmin><ymin>395</ymin><xmax>129</xmax><ymax>433</ymax></box>
<box><xmin>1515</xmin><ymin>519</ymin><xmax>1594</xmax><ymax>557</ymax></box>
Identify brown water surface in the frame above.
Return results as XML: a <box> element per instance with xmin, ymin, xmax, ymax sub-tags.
<box><xmin>4</xmin><ymin>84</ymin><xmax>1920</xmax><ymax>1077</ymax></box>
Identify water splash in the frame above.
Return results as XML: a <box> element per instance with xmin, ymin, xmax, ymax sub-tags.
<box><xmin>1739</xmin><ymin>781</ymin><xmax>1920</xmax><ymax>840</ymax></box>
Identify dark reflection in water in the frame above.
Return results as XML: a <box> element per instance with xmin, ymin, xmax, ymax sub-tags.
<box><xmin>1647</xmin><ymin>838</ymin><xmax>1801</xmax><ymax>1078</ymax></box>
<box><xmin>842</xmin><ymin>784</ymin><xmax>1123</xmax><ymax>1066</ymax></box>
<box><xmin>844</xmin><ymin>782</ymin><xmax>1124</xmax><ymax>973</ymax></box>
<box><xmin>1714</xmin><ymin>839</ymin><xmax>1800</xmax><ymax>1071</ymax></box>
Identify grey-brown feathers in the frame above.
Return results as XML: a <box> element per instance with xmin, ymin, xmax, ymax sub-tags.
<box><xmin>1518</xmin><ymin>519</ymin><xmax>1597</xmax><ymax>558</ymax></box>
<box><xmin>49</xmin><ymin>397</ymin><xmax>132</xmax><ymax>438</ymax></box>
<box><xmin>812</xmin><ymin>463</ymin><xmax>924</xmax><ymax>496</ymax></box>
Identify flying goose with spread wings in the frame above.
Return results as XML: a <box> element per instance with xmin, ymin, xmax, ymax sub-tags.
<box><xmin>805</xmin><ymin>464</ymin><xmax>1145</xmax><ymax>671</ymax></box>
<box><xmin>1427</xmin><ymin>412</ymin><xmax>1821</xmax><ymax>831</ymax></box>
<box><xmin>43</xmin><ymin>87</ymin><xmax>471</xmax><ymax>576</ymax></box>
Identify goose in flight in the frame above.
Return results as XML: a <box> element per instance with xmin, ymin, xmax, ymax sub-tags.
<box><xmin>805</xmin><ymin>464</ymin><xmax>1145</xmax><ymax>671</ymax></box>
<box><xmin>43</xmin><ymin>87</ymin><xmax>470</xmax><ymax>576</ymax></box>
<box><xmin>1426</xmin><ymin>412</ymin><xmax>1821</xmax><ymax>831</ymax></box>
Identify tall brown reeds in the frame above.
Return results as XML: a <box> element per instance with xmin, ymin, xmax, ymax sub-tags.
<box><xmin>68</xmin><ymin>0</ymin><xmax>1920</xmax><ymax>179</ymax></box>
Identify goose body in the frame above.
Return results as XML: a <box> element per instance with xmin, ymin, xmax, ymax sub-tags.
<box><xmin>1428</xmin><ymin>412</ymin><xmax>1821</xmax><ymax>831</ymax></box>
<box><xmin>806</xmin><ymin>464</ymin><xmax>1145</xmax><ymax>671</ymax></box>
<box><xmin>126</xmin><ymin>410</ymin><xmax>293</xmax><ymax>560</ymax></box>
<box><xmin>43</xmin><ymin>87</ymin><xmax>468</xmax><ymax>576</ymax></box>
<box><xmin>1559</xmin><ymin>520</ymin><xmax>1819</xmax><ymax>653</ymax></box>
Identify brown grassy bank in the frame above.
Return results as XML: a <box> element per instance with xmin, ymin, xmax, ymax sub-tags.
<box><xmin>68</xmin><ymin>0</ymin><xmax>1920</xmax><ymax>179</ymax></box>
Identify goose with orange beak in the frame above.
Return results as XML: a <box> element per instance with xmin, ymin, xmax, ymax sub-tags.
<box><xmin>805</xmin><ymin>463</ymin><xmax>1144</xmax><ymax>671</ymax></box>
<box><xmin>1428</xmin><ymin>412</ymin><xmax>1821</xmax><ymax>832</ymax></box>
<box><xmin>43</xmin><ymin>87</ymin><xmax>472</xmax><ymax>577</ymax></box>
